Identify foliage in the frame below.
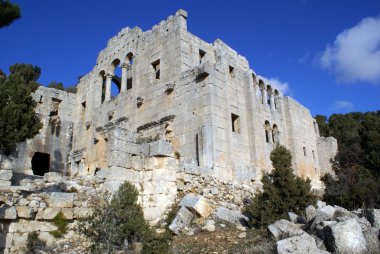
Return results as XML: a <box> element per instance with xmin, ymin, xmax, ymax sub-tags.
<box><xmin>317</xmin><ymin>111</ymin><xmax>380</xmax><ymax>209</ymax></box>
<box><xmin>246</xmin><ymin>146</ymin><xmax>315</xmax><ymax>228</ymax></box>
<box><xmin>48</xmin><ymin>81</ymin><xmax>77</xmax><ymax>94</ymax></box>
<box><xmin>77</xmin><ymin>181</ymin><xmax>150</xmax><ymax>253</ymax></box>
<box><xmin>50</xmin><ymin>211</ymin><xmax>68</xmax><ymax>238</ymax></box>
<box><xmin>0</xmin><ymin>0</ymin><xmax>20</xmax><ymax>28</ymax></box>
<box><xmin>0</xmin><ymin>64</ymin><xmax>43</xmax><ymax>155</ymax></box>
<box><xmin>24</xmin><ymin>232</ymin><xmax>46</xmax><ymax>254</ymax></box>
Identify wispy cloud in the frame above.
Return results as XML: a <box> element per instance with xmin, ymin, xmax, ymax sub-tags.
<box><xmin>332</xmin><ymin>100</ymin><xmax>354</xmax><ymax>112</ymax></box>
<box><xmin>318</xmin><ymin>16</ymin><xmax>380</xmax><ymax>85</ymax></box>
<box><xmin>260</xmin><ymin>76</ymin><xmax>290</xmax><ymax>95</ymax></box>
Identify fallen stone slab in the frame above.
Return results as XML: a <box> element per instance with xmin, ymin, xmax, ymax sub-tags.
<box><xmin>324</xmin><ymin>218</ymin><xmax>368</xmax><ymax>254</ymax></box>
<box><xmin>277</xmin><ymin>233</ymin><xmax>329</xmax><ymax>254</ymax></box>
<box><xmin>179</xmin><ymin>194</ymin><xmax>212</xmax><ymax>218</ymax></box>
<box><xmin>305</xmin><ymin>205</ymin><xmax>317</xmax><ymax>222</ymax></box>
<box><xmin>268</xmin><ymin>219</ymin><xmax>304</xmax><ymax>241</ymax></box>
<box><xmin>169</xmin><ymin>206</ymin><xmax>194</xmax><ymax>235</ymax></box>
<box><xmin>214</xmin><ymin>206</ymin><xmax>248</xmax><ymax>225</ymax></box>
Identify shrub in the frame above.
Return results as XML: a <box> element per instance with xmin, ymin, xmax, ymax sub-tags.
<box><xmin>50</xmin><ymin>211</ymin><xmax>68</xmax><ymax>238</ymax></box>
<box><xmin>77</xmin><ymin>181</ymin><xmax>151</xmax><ymax>254</ymax></box>
<box><xmin>24</xmin><ymin>232</ymin><xmax>46</xmax><ymax>254</ymax></box>
<box><xmin>246</xmin><ymin>145</ymin><xmax>315</xmax><ymax>228</ymax></box>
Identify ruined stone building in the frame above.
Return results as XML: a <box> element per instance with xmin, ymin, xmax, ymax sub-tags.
<box><xmin>1</xmin><ymin>10</ymin><xmax>337</xmax><ymax>219</ymax></box>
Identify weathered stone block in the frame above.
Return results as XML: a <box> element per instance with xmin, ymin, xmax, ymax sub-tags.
<box><xmin>305</xmin><ymin>205</ymin><xmax>316</xmax><ymax>222</ymax></box>
<box><xmin>276</xmin><ymin>233</ymin><xmax>327</xmax><ymax>254</ymax></box>
<box><xmin>324</xmin><ymin>219</ymin><xmax>367</xmax><ymax>254</ymax></box>
<box><xmin>9</xmin><ymin>220</ymin><xmax>57</xmax><ymax>233</ymax></box>
<box><xmin>149</xmin><ymin>140</ymin><xmax>173</xmax><ymax>157</ymax></box>
<box><xmin>169</xmin><ymin>207</ymin><xmax>194</xmax><ymax>235</ymax></box>
<box><xmin>43</xmin><ymin>172</ymin><xmax>62</xmax><ymax>182</ymax></box>
<box><xmin>45</xmin><ymin>192</ymin><xmax>75</xmax><ymax>208</ymax></box>
<box><xmin>179</xmin><ymin>194</ymin><xmax>212</xmax><ymax>218</ymax></box>
<box><xmin>0</xmin><ymin>170</ymin><xmax>13</xmax><ymax>181</ymax></box>
<box><xmin>73</xmin><ymin>207</ymin><xmax>92</xmax><ymax>218</ymax></box>
<box><xmin>214</xmin><ymin>206</ymin><xmax>248</xmax><ymax>225</ymax></box>
<box><xmin>268</xmin><ymin>219</ymin><xmax>304</xmax><ymax>241</ymax></box>
<box><xmin>42</xmin><ymin>207</ymin><xmax>61</xmax><ymax>220</ymax></box>
<box><xmin>15</xmin><ymin>206</ymin><xmax>35</xmax><ymax>219</ymax></box>
<box><xmin>0</xmin><ymin>180</ymin><xmax>11</xmax><ymax>187</ymax></box>
<box><xmin>61</xmin><ymin>208</ymin><xmax>74</xmax><ymax>220</ymax></box>
<box><xmin>0</xmin><ymin>206</ymin><xmax>17</xmax><ymax>219</ymax></box>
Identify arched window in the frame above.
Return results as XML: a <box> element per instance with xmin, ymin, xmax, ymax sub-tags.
<box><xmin>259</xmin><ymin>79</ymin><xmax>265</xmax><ymax>104</ymax></box>
<box><xmin>110</xmin><ymin>59</ymin><xmax>121</xmax><ymax>99</ymax></box>
<box><xmin>274</xmin><ymin>90</ymin><xmax>280</xmax><ymax>109</ymax></box>
<box><xmin>272</xmin><ymin>124</ymin><xmax>279</xmax><ymax>144</ymax></box>
<box><xmin>265</xmin><ymin>120</ymin><xmax>271</xmax><ymax>143</ymax></box>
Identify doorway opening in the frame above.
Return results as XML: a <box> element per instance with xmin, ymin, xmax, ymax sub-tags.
<box><xmin>31</xmin><ymin>152</ymin><xmax>50</xmax><ymax>176</ymax></box>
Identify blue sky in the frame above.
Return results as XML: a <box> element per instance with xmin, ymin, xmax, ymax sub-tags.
<box><xmin>1</xmin><ymin>0</ymin><xmax>379</xmax><ymax>116</ymax></box>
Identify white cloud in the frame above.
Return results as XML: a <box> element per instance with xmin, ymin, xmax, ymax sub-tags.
<box><xmin>259</xmin><ymin>76</ymin><xmax>290</xmax><ymax>95</ymax></box>
<box><xmin>332</xmin><ymin>100</ymin><xmax>354</xmax><ymax>111</ymax></box>
<box><xmin>319</xmin><ymin>16</ymin><xmax>380</xmax><ymax>84</ymax></box>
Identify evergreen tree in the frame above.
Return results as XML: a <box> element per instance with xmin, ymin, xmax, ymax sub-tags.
<box><xmin>246</xmin><ymin>146</ymin><xmax>315</xmax><ymax>228</ymax></box>
<box><xmin>0</xmin><ymin>0</ymin><xmax>21</xmax><ymax>28</ymax></box>
<box><xmin>77</xmin><ymin>181</ymin><xmax>149</xmax><ymax>254</ymax></box>
<box><xmin>0</xmin><ymin>64</ymin><xmax>42</xmax><ymax>155</ymax></box>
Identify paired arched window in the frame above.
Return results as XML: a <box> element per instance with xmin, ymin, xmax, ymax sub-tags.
<box><xmin>264</xmin><ymin>121</ymin><xmax>280</xmax><ymax>144</ymax></box>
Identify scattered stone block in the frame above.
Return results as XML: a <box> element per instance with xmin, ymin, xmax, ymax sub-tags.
<box><xmin>305</xmin><ymin>205</ymin><xmax>316</xmax><ymax>222</ymax></box>
<box><xmin>276</xmin><ymin>233</ymin><xmax>325</xmax><ymax>254</ymax></box>
<box><xmin>169</xmin><ymin>207</ymin><xmax>194</xmax><ymax>235</ymax></box>
<box><xmin>179</xmin><ymin>194</ymin><xmax>212</xmax><ymax>218</ymax></box>
<box><xmin>214</xmin><ymin>206</ymin><xmax>248</xmax><ymax>225</ymax></box>
<box><xmin>324</xmin><ymin>219</ymin><xmax>368</xmax><ymax>254</ymax></box>
<box><xmin>268</xmin><ymin>219</ymin><xmax>304</xmax><ymax>241</ymax></box>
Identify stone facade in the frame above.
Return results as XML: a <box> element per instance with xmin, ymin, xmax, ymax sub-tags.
<box><xmin>1</xmin><ymin>10</ymin><xmax>337</xmax><ymax>219</ymax></box>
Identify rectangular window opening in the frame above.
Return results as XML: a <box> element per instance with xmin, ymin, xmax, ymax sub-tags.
<box><xmin>127</xmin><ymin>78</ymin><xmax>132</xmax><ymax>90</ymax></box>
<box><xmin>199</xmin><ymin>49</ymin><xmax>206</xmax><ymax>64</ymax></box>
<box><xmin>152</xmin><ymin>59</ymin><xmax>160</xmax><ymax>80</ymax></box>
<box><xmin>231</xmin><ymin>113</ymin><xmax>240</xmax><ymax>133</ymax></box>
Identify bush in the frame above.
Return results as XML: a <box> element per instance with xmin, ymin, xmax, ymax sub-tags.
<box><xmin>50</xmin><ymin>211</ymin><xmax>68</xmax><ymax>238</ymax></box>
<box><xmin>24</xmin><ymin>232</ymin><xmax>46</xmax><ymax>254</ymax></box>
<box><xmin>77</xmin><ymin>181</ymin><xmax>154</xmax><ymax>253</ymax></box>
<box><xmin>246</xmin><ymin>146</ymin><xmax>315</xmax><ymax>228</ymax></box>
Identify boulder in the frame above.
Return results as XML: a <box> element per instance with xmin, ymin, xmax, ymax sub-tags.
<box><xmin>366</xmin><ymin>209</ymin><xmax>380</xmax><ymax>229</ymax></box>
<box><xmin>214</xmin><ymin>206</ymin><xmax>248</xmax><ymax>225</ymax></box>
<box><xmin>316</xmin><ymin>200</ymin><xmax>326</xmax><ymax>209</ymax></box>
<box><xmin>0</xmin><ymin>205</ymin><xmax>17</xmax><ymax>219</ymax></box>
<box><xmin>333</xmin><ymin>205</ymin><xmax>357</xmax><ymax>220</ymax></box>
<box><xmin>324</xmin><ymin>219</ymin><xmax>367</xmax><ymax>254</ymax></box>
<box><xmin>43</xmin><ymin>172</ymin><xmax>62</xmax><ymax>182</ymax></box>
<box><xmin>202</xmin><ymin>220</ymin><xmax>215</xmax><ymax>232</ymax></box>
<box><xmin>276</xmin><ymin>233</ymin><xmax>328</xmax><ymax>254</ymax></box>
<box><xmin>288</xmin><ymin>212</ymin><xmax>305</xmax><ymax>224</ymax></box>
<box><xmin>179</xmin><ymin>194</ymin><xmax>212</xmax><ymax>218</ymax></box>
<box><xmin>0</xmin><ymin>170</ymin><xmax>13</xmax><ymax>181</ymax></box>
<box><xmin>311</xmin><ymin>205</ymin><xmax>336</xmax><ymax>229</ymax></box>
<box><xmin>268</xmin><ymin>219</ymin><xmax>304</xmax><ymax>241</ymax></box>
<box><xmin>45</xmin><ymin>192</ymin><xmax>75</xmax><ymax>208</ymax></box>
<box><xmin>169</xmin><ymin>207</ymin><xmax>194</xmax><ymax>235</ymax></box>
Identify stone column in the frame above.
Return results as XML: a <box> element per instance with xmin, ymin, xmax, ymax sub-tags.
<box><xmin>270</xmin><ymin>91</ymin><xmax>275</xmax><ymax>109</ymax></box>
<box><xmin>120</xmin><ymin>63</ymin><xmax>129</xmax><ymax>93</ymax></box>
<box><xmin>262</xmin><ymin>87</ymin><xmax>267</xmax><ymax>105</ymax></box>
<box><xmin>105</xmin><ymin>73</ymin><xmax>113</xmax><ymax>102</ymax></box>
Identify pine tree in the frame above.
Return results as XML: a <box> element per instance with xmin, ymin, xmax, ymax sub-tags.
<box><xmin>0</xmin><ymin>0</ymin><xmax>21</xmax><ymax>28</ymax></box>
<box><xmin>246</xmin><ymin>145</ymin><xmax>315</xmax><ymax>228</ymax></box>
<box><xmin>0</xmin><ymin>64</ymin><xmax>42</xmax><ymax>155</ymax></box>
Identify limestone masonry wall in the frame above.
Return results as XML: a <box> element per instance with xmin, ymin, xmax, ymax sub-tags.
<box><xmin>1</xmin><ymin>9</ymin><xmax>337</xmax><ymax>222</ymax></box>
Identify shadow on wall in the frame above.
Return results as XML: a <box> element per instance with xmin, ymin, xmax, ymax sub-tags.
<box><xmin>51</xmin><ymin>150</ymin><xmax>64</xmax><ymax>174</ymax></box>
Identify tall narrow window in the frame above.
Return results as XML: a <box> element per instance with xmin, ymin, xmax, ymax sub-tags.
<box><xmin>199</xmin><ymin>49</ymin><xmax>206</xmax><ymax>64</ymax></box>
<box><xmin>231</xmin><ymin>113</ymin><xmax>240</xmax><ymax>133</ymax></box>
<box><xmin>152</xmin><ymin>59</ymin><xmax>160</xmax><ymax>80</ymax></box>
<box><xmin>195</xmin><ymin>133</ymin><xmax>200</xmax><ymax>166</ymax></box>
<box><xmin>303</xmin><ymin>147</ymin><xmax>307</xmax><ymax>156</ymax></box>
<box><xmin>272</xmin><ymin>124</ymin><xmax>279</xmax><ymax>144</ymax></box>
<box><xmin>265</xmin><ymin>120</ymin><xmax>271</xmax><ymax>143</ymax></box>
<box><xmin>229</xmin><ymin>65</ymin><xmax>235</xmax><ymax>77</ymax></box>
<box><xmin>312</xmin><ymin>150</ymin><xmax>315</xmax><ymax>160</ymax></box>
